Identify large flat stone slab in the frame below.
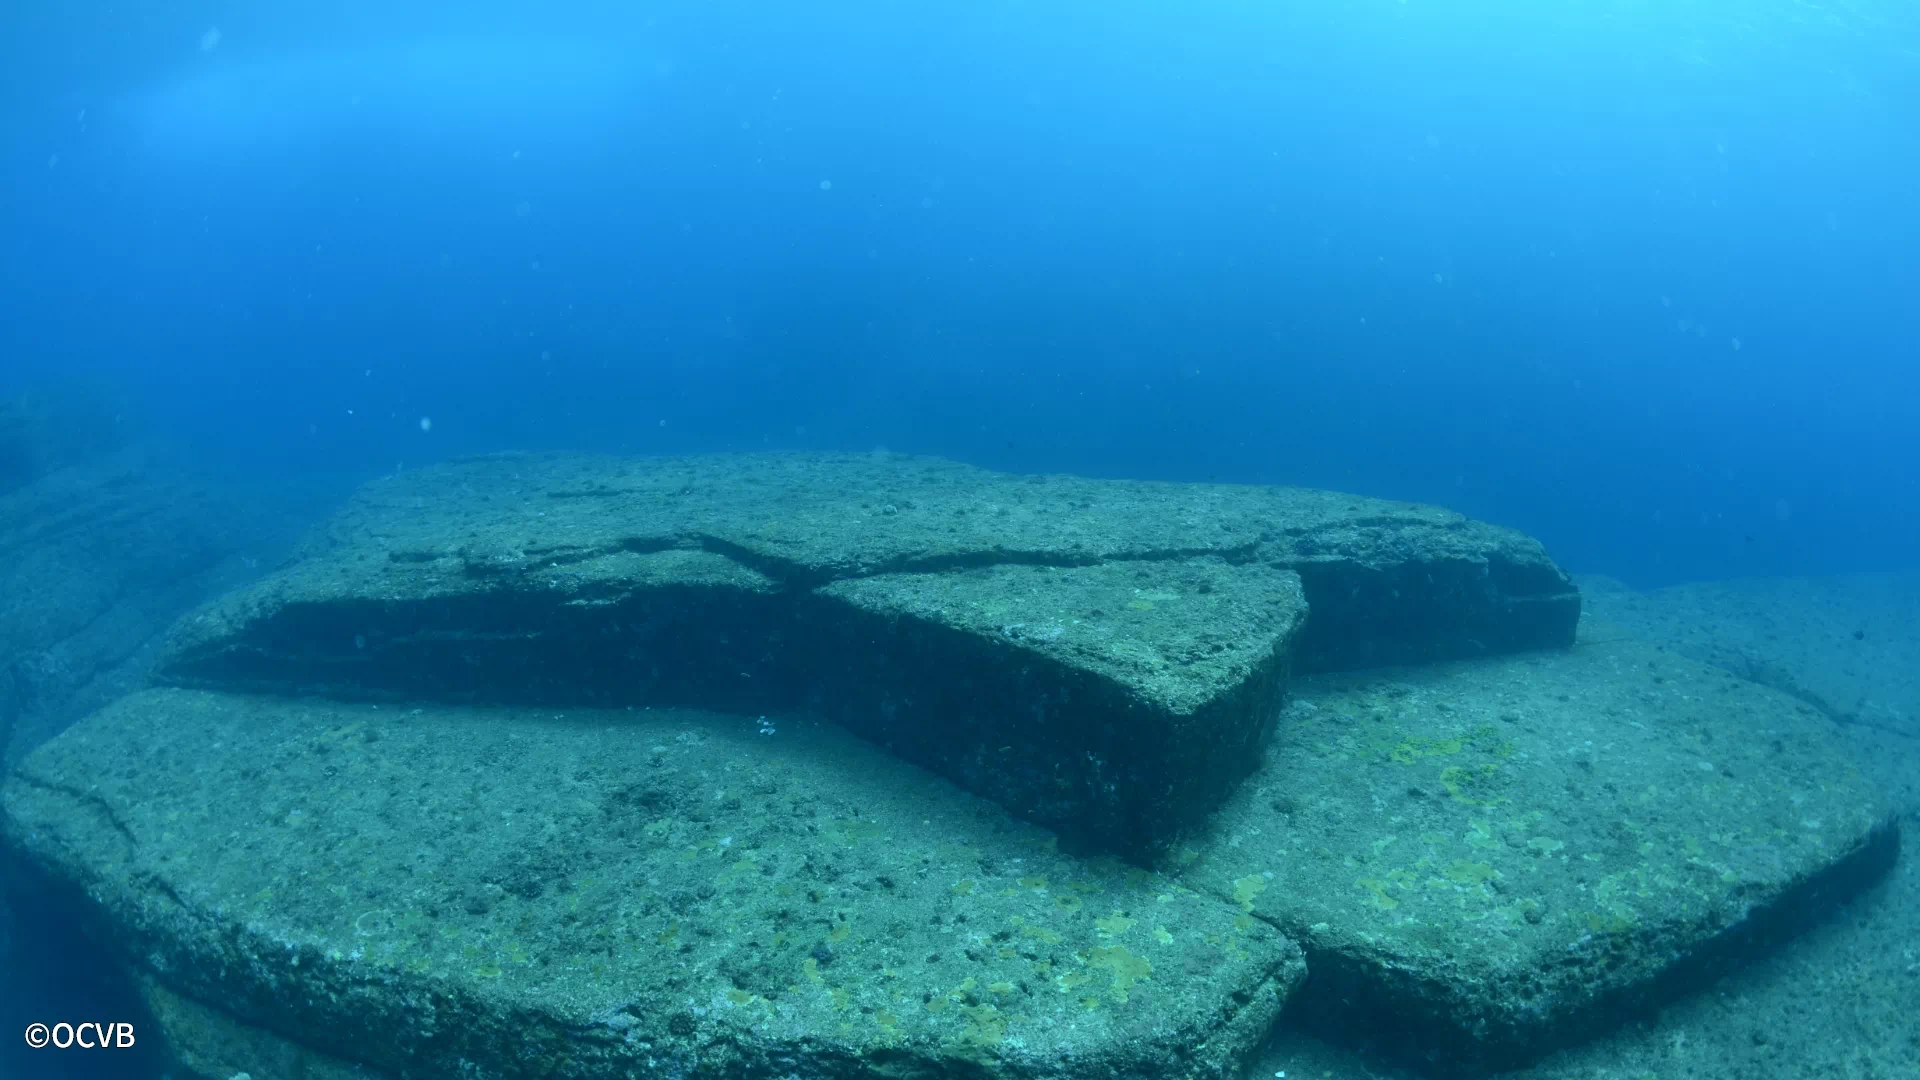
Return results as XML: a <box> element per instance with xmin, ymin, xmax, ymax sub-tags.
<box><xmin>2</xmin><ymin>688</ymin><xmax>1302</xmax><ymax>1080</ymax></box>
<box><xmin>154</xmin><ymin>451</ymin><xmax>1576</xmax><ymax>858</ymax></box>
<box><xmin>1177</xmin><ymin>629</ymin><xmax>1896</xmax><ymax>1074</ymax></box>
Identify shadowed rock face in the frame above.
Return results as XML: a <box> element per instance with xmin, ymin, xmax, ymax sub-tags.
<box><xmin>153</xmin><ymin>451</ymin><xmax>1578</xmax><ymax>860</ymax></box>
<box><xmin>3</xmin><ymin>689</ymin><xmax>1305</xmax><ymax>1080</ymax></box>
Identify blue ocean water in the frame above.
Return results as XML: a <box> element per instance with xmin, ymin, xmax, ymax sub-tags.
<box><xmin>0</xmin><ymin>4</ymin><xmax>1916</xmax><ymax>1079</ymax></box>
<box><xmin>4</xmin><ymin>1</ymin><xmax>1914</xmax><ymax>587</ymax></box>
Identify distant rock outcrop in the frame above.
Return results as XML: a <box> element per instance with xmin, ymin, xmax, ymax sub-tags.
<box><xmin>0</xmin><ymin>444</ymin><xmax>260</xmax><ymax>765</ymax></box>
<box><xmin>0</xmin><ymin>384</ymin><xmax>132</xmax><ymax>498</ymax></box>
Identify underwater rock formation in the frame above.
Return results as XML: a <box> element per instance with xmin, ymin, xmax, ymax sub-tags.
<box><xmin>154</xmin><ymin>450</ymin><xmax>1578</xmax><ymax>859</ymax></box>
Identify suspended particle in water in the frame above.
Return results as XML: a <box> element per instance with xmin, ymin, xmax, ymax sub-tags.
<box><xmin>819</xmin><ymin>179</ymin><xmax>832</xmax><ymax>191</ymax></box>
<box><xmin>1730</xmin><ymin>337</ymin><xmax>1742</xmax><ymax>351</ymax></box>
<box><xmin>200</xmin><ymin>27</ymin><xmax>222</xmax><ymax>52</ymax></box>
<box><xmin>419</xmin><ymin>417</ymin><xmax>433</xmax><ymax>433</ymax></box>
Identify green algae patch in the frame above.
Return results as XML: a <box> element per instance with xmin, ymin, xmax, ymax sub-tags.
<box><xmin>3</xmin><ymin>688</ymin><xmax>1305</xmax><ymax>1080</ymax></box>
<box><xmin>1180</xmin><ymin>632</ymin><xmax>1896</xmax><ymax>1074</ymax></box>
<box><xmin>153</xmin><ymin>451</ymin><xmax>1577</xmax><ymax>860</ymax></box>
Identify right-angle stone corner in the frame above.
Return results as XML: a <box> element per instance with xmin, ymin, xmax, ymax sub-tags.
<box><xmin>1176</xmin><ymin>627</ymin><xmax>1897</xmax><ymax>1074</ymax></box>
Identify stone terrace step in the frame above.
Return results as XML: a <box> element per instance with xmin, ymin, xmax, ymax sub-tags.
<box><xmin>1177</xmin><ymin>628</ymin><xmax>1897</xmax><ymax>1074</ymax></box>
<box><xmin>2</xmin><ymin>689</ymin><xmax>1302</xmax><ymax>1080</ymax></box>
<box><xmin>154</xmin><ymin>451</ymin><xmax>1578</xmax><ymax>859</ymax></box>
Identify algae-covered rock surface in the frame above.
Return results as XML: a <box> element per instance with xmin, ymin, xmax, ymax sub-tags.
<box><xmin>153</xmin><ymin>451</ymin><xmax>1576</xmax><ymax>858</ymax></box>
<box><xmin>1179</xmin><ymin>628</ymin><xmax>1896</xmax><ymax>1074</ymax></box>
<box><xmin>2</xmin><ymin>688</ymin><xmax>1302</xmax><ymax>1080</ymax></box>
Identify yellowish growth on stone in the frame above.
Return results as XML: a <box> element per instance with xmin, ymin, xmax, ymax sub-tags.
<box><xmin>1356</xmin><ymin>877</ymin><xmax>1400</xmax><ymax>910</ymax></box>
<box><xmin>959</xmin><ymin>1004</ymin><xmax>1007</xmax><ymax>1045</ymax></box>
<box><xmin>1094</xmin><ymin>912</ymin><xmax>1135</xmax><ymax>938</ymax></box>
<box><xmin>727</xmin><ymin>989</ymin><xmax>755</xmax><ymax>1006</ymax></box>
<box><xmin>987</xmin><ymin>981</ymin><xmax>1016</xmax><ymax>995</ymax></box>
<box><xmin>1441</xmin><ymin>763</ymin><xmax>1506</xmax><ymax>807</ymax></box>
<box><xmin>802</xmin><ymin>957</ymin><xmax>823</xmax><ymax>984</ymax></box>
<box><xmin>1054</xmin><ymin>894</ymin><xmax>1083</xmax><ymax>913</ymax></box>
<box><xmin>1583</xmin><ymin>910</ymin><xmax>1635</xmax><ymax>934</ymax></box>
<box><xmin>1390</xmin><ymin>735</ymin><xmax>1463</xmax><ymax>764</ymax></box>
<box><xmin>1022</xmin><ymin>924</ymin><xmax>1062</xmax><ymax>945</ymax></box>
<box><xmin>1017</xmin><ymin>875</ymin><xmax>1049</xmax><ymax>891</ymax></box>
<box><xmin>718</xmin><ymin>854</ymin><xmax>760</xmax><ymax>884</ymax></box>
<box><xmin>1090</xmin><ymin>945</ymin><xmax>1152</xmax><ymax>1003</ymax></box>
<box><xmin>1153</xmin><ymin>926</ymin><xmax>1174</xmax><ymax>945</ymax></box>
<box><xmin>951</xmin><ymin>879</ymin><xmax>976</xmax><ymax>896</ymax></box>
<box><xmin>833</xmin><ymin>818</ymin><xmax>886</xmax><ymax>846</ymax></box>
<box><xmin>1444</xmin><ymin>860</ymin><xmax>1498</xmax><ymax>886</ymax></box>
<box><xmin>1232</xmin><ymin>874</ymin><xmax>1267</xmax><ymax>911</ymax></box>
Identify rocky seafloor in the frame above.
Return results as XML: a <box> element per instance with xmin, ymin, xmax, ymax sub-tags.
<box><xmin>1</xmin><ymin>451</ymin><xmax>1908</xmax><ymax>1080</ymax></box>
